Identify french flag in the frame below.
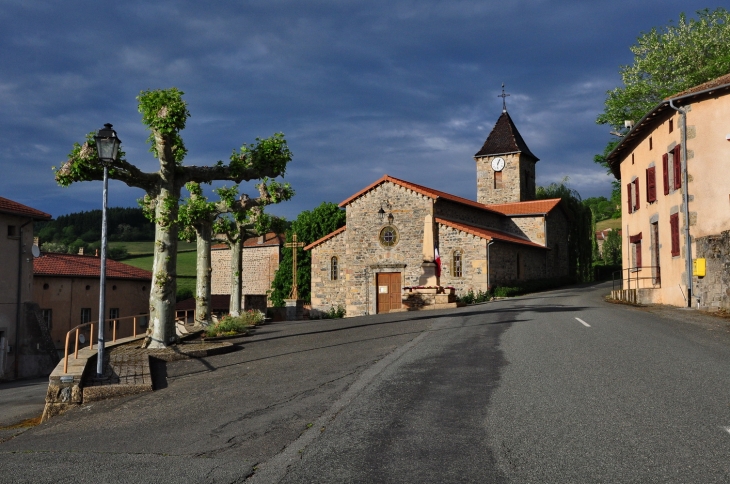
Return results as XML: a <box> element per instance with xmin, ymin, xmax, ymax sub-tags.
<box><xmin>435</xmin><ymin>247</ymin><xmax>441</xmax><ymax>277</ymax></box>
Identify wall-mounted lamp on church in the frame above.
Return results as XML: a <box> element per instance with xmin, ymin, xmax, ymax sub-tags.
<box><xmin>378</xmin><ymin>201</ymin><xmax>393</xmax><ymax>224</ymax></box>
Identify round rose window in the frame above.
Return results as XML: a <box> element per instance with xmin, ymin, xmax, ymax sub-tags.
<box><xmin>379</xmin><ymin>225</ymin><xmax>399</xmax><ymax>247</ymax></box>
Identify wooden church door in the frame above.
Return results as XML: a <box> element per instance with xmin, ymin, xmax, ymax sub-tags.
<box><xmin>376</xmin><ymin>272</ymin><xmax>401</xmax><ymax>313</ymax></box>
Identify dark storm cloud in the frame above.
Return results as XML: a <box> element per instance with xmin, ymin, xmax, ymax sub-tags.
<box><xmin>0</xmin><ymin>0</ymin><xmax>718</xmax><ymax>219</ymax></box>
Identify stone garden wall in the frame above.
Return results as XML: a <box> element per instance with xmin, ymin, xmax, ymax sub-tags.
<box><xmin>693</xmin><ymin>230</ymin><xmax>730</xmax><ymax>311</ymax></box>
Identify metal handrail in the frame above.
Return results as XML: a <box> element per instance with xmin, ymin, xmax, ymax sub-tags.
<box><xmin>611</xmin><ymin>266</ymin><xmax>662</xmax><ymax>293</ymax></box>
<box><xmin>62</xmin><ymin>314</ymin><xmax>147</xmax><ymax>374</ymax></box>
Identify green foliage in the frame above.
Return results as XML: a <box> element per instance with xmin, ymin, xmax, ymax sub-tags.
<box><xmin>176</xmin><ymin>285</ymin><xmax>194</xmax><ymax>302</ymax></box>
<box><xmin>458</xmin><ymin>289</ymin><xmax>491</xmax><ymax>304</ymax></box>
<box><xmin>597</xmin><ymin>8</ymin><xmax>730</xmax><ymax>131</ymax></box>
<box><xmin>205</xmin><ymin>315</ymin><xmax>250</xmax><ymax>337</ymax></box>
<box><xmin>536</xmin><ymin>178</ymin><xmax>593</xmax><ymax>283</ymax></box>
<box><xmin>320</xmin><ymin>305</ymin><xmax>346</xmax><ymax>319</ymax></box>
<box><xmin>137</xmin><ymin>88</ymin><xmax>189</xmax><ymax>163</ymax></box>
<box><xmin>107</xmin><ymin>246</ymin><xmax>129</xmax><ymax>260</ymax></box>
<box><xmin>230</xmin><ymin>133</ymin><xmax>292</xmax><ymax>179</ymax></box>
<box><xmin>34</xmin><ymin>207</ymin><xmax>155</xmax><ymax>245</ymax></box>
<box><xmin>54</xmin><ymin>132</ymin><xmax>128</xmax><ymax>188</ymax></box>
<box><xmin>270</xmin><ymin>202</ymin><xmax>347</xmax><ymax>306</ymax></box>
<box><xmin>582</xmin><ymin>196</ymin><xmax>617</xmax><ymax>223</ymax></box>
<box><xmin>602</xmin><ymin>229</ymin><xmax>622</xmax><ymax>266</ymax></box>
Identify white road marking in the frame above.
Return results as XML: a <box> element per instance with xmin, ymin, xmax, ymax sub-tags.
<box><xmin>575</xmin><ymin>317</ymin><xmax>591</xmax><ymax>327</ymax></box>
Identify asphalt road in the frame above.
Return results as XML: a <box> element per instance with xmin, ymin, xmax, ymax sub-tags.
<box><xmin>2</xmin><ymin>282</ymin><xmax>730</xmax><ymax>483</ymax></box>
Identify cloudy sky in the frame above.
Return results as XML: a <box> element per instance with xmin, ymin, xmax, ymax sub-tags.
<box><xmin>0</xmin><ymin>1</ymin><xmax>721</xmax><ymax>221</ymax></box>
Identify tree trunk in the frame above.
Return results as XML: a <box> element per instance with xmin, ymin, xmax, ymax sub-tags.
<box><xmin>146</xmin><ymin>186</ymin><xmax>180</xmax><ymax>348</ymax></box>
<box><xmin>195</xmin><ymin>223</ymin><xmax>212</xmax><ymax>326</ymax></box>
<box><xmin>229</xmin><ymin>235</ymin><xmax>242</xmax><ymax>317</ymax></box>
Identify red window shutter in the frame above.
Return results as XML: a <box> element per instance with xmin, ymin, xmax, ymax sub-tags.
<box><xmin>647</xmin><ymin>166</ymin><xmax>656</xmax><ymax>202</ymax></box>
<box><xmin>635</xmin><ymin>240</ymin><xmax>642</xmax><ymax>267</ymax></box>
<box><xmin>662</xmin><ymin>153</ymin><xmax>669</xmax><ymax>195</ymax></box>
<box><xmin>670</xmin><ymin>213</ymin><xmax>680</xmax><ymax>256</ymax></box>
<box><xmin>673</xmin><ymin>144</ymin><xmax>682</xmax><ymax>190</ymax></box>
<box><xmin>627</xmin><ymin>183</ymin><xmax>633</xmax><ymax>214</ymax></box>
<box><xmin>633</xmin><ymin>178</ymin><xmax>640</xmax><ymax>211</ymax></box>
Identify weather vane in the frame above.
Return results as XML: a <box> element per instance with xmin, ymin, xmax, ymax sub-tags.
<box><xmin>498</xmin><ymin>83</ymin><xmax>510</xmax><ymax>113</ymax></box>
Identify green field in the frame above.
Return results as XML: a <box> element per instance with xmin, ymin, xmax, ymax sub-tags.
<box><xmin>596</xmin><ymin>218</ymin><xmax>622</xmax><ymax>231</ymax></box>
<box><xmin>121</xmin><ymin>242</ymin><xmax>197</xmax><ymax>294</ymax></box>
<box><xmin>108</xmin><ymin>240</ymin><xmax>197</xmax><ymax>255</ymax></box>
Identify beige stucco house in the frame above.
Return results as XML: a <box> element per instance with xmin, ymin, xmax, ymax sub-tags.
<box><xmin>306</xmin><ymin>110</ymin><xmax>570</xmax><ymax>317</ymax></box>
<box><xmin>210</xmin><ymin>232</ymin><xmax>283</xmax><ymax>311</ymax></box>
<box><xmin>33</xmin><ymin>252</ymin><xmax>152</xmax><ymax>350</ymax></box>
<box><xmin>0</xmin><ymin>197</ymin><xmax>52</xmax><ymax>380</ymax></box>
<box><xmin>606</xmin><ymin>72</ymin><xmax>730</xmax><ymax>309</ymax></box>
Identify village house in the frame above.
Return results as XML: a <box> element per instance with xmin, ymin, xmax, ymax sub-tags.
<box><xmin>210</xmin><ymin>232</ymin><xmax>283</xmax><ymax>312</ymax></box>
<box><xmin>33</xmin><ymin>252</ymin><xmax>152</xmax><ymax>351</ymax></box>
<box><xmin>606</xmin><ymin>72</ymin><xmax>730</xmax><ymax>309</ymax></box>
<box><xmin>306</xmin><ymin>110</ymin><xmax>571</xmax><ymax>316</ymax></box>
<box><xmin>0</xmin><ymin>197</ymin><xmax>52</xmax><ymax>380</ymax></box>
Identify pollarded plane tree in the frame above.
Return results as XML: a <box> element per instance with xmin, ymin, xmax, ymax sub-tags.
<box><xmin>214</xmin><ymin>190</ymin><xmax>289</xmax><ymax>317</ymax></box>
<box><xmin>178</xmin><ymin>180</ymin><xmax>292</xmax><ymax>325</ymax></box>
<box><xmin>55</xmin><ymin>88</ymin><xmax>292</xmax><ymax>348</ymax></box>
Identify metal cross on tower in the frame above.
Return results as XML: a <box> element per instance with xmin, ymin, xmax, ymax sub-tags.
<box><xmin>284</xmin><ymin>233</ymin><xmax>306</xmax><ymax>300</ymax></box>
<box><xmin>498</xmin><ymin>83</ymin><xmax>510</xmax><ymax>113</ymax></box>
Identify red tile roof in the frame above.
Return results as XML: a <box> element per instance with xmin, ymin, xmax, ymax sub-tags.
<box><xmin>668</xmin><ymin>72</ymin><xmax>730</xmax><ymax>98</ymax></box>
<box><xmin>338</xmin><ymin>174</ymin><xmax>501</xmax><ymax>214</ymax></box>
<box><xmin>595</xmin><ymin>228</ymin><xmax>621</xmax><ymax>241</ymax></box>
<box><xmin>474</xmin><ymin>111</ymin><xmax>539</xmax><ymax>161</ymax></box>
<box><xmin>34</xmin><ymin>253</ymin><xmax>152</xmax><ymax>280</ymax></box>
<box><xmin>0</xmin><ymin>197</ymin><xmax>51</xmax><ymax>220</ymax></box>
<box><xmin>212</xmin><ymin>232</ymin><xmax>284</xmax><ymax>250</ymax></box>
<box><xmin>436</xmin><ymin>218</ymin><xmax>547</xmax><ymax>249</ymax></box>
<box><xmin>485</xmin><ymin>198</ymin><xmax>562</xmax><ymax>216</ymax></box>
<box><xmin>303</xmin><ymin>226</ymin><xmax>346</xmax><ymax>251</ymax></box>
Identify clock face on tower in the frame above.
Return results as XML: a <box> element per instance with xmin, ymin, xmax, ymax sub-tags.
<box><xmin>491</xmin><ymin>157</ymin><xmax>505</xmax><ymax>172</ymax></box>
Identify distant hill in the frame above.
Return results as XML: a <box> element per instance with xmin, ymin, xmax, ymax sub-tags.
<box><xmin>35</xmin><ymin>207</ymin><xmax>155</xmax><ymax>245</ymax></box>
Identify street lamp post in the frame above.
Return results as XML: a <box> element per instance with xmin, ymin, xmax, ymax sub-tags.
<box><xmin>93</xmin><ymin>123</ymin><xmax>121</xmax><ymax>378</ymax></box>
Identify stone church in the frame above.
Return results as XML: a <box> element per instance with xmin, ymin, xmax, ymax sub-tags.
<box><xmin>306</xmin><ymin>110</ymin><xmax>570</xmax><ymax>316</ymax></box>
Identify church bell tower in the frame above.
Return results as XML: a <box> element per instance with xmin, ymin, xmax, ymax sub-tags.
<box><xmin>474</xmin><ymin>94</ymin><xmax>539</xmax><ymax>205</ymax></box>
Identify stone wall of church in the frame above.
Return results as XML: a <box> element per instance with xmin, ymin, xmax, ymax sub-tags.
<box><xmin>310</xmin><ymin>231</ymin><xmax>348</xmax><ymax>315</ymax></box>
<box><xmin>437</xmin><ymin>224</ymin><xmax>488</xmax><ymax>296</ymax></box>
<box><xmin>343</xmin><ymin>182</ymin><xmax>434</xmax><ymax>316</ymax></box>
<box><xmin>477</xmin><ymin>153</ymin><xmax>536</xmax><ymax>205</ymax></box>
<box><xmin>489</xmin><ymin>243</ymin><xmax>547</xmax><ymax>285</ymax></box>
<box><xmin>434</xmin><ymin>200</ymin><xmax>503</xmax><ymax>230</ymax></box>
<box><xmin>500</xmin><ymin>215</ymin><xmax>545</xmax><ymax>244</ymax></box>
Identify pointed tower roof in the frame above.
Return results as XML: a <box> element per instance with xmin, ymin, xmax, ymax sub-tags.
<box><xmin>474</xmin><ymin>111</ymin><xmax>539</xmax><ymax>162</ymax></box>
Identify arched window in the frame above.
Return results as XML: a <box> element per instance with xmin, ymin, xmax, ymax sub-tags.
<box><xmin>453</xmin><ymin>251</ymin><xmax>463</xmax><ymax>278</ymax></box>
<box><xmin>330</xmin><ymin>256</ymin><xmax>338</xmax><ymax>280</ymax></box>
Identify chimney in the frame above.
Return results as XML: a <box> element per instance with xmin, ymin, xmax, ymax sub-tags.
<box><xmin>258</xmin><ymin>235</ymin><xmax>265</xmax><ymax>245</ymax></box>
<box><xmin>33</xmin><ymin>237</ymin><xmax>39</xmax><ymax>246</ymax></box>
<box><xmin>78</xmin><ymin>247</ymin><xmax>84</xmax><ymax>255</ymax></box>
<box><xmin>95</xmin><ymin>249</ymin><xmax>99</xmax><ymax>257</ymax></box>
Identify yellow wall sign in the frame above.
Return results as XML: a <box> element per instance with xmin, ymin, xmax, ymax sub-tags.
<box><xmin>693</xmin><ymin>258</ymin><xmax>706</xmax><ymax>277</ymax></box>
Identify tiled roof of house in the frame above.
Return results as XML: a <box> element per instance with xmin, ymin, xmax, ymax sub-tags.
<box><xmin>436</xmin><ymin>218</ymin><xmax>547</xmax><ymax>249</ymax></box>
<box><xmin>212</xmin><ymin>232</ymin><xmax>284</xmax><ymax>250</ymax></box>
<box><xmin>668</xmin><ymin>72</ymin><xmax>730</xmax><ymax>98</ymax></box>
<box><xmin>485</xmin><ymin>198</ymin><xmax>562</xmax><ymax>216</ymax></box>
<box><xmin>0</xmin><ymin>197</ymin><xmax>51</xmax><ymax>220</ymax></box>
<box><xmin>474</xmin><ymin>111</ymin><xmax>539</xmax><ymax>161</ymax></box>
<box><xmin>176</xmin><ymin>294</ymin><xmax>230</xmax><ymax>312</ymax></box>
<box><xmin>303</xmin><ymin>226</ymin><xmax>346</xmax><ymax>251</ymax></box>
<box><xmin>34</xmin><ymin>253</ymin><xmax>152</xmax><ymax>280</ymax></box>
<box><xmin>338</xmin><ymin>174</ymin><xmax>501</xmax><ymax>214</ymax></box>
<box><xmin>595</xmin><ymin>228</ymin><xmax>621</xmax><ymax>241</ymax></box>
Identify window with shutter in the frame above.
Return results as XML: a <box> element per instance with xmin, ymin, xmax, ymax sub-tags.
<box><xmin>626</xmin><ymin>183</ymin><xmax>633</xmax><ymax>214</ymax></box>
<box><xmin>670</xmin><ymin>213</ymin><xmax>680</xmax><ymax>256</ymax></box>
<box><xmin>646</xmin><ymin>166</ymin><xmax>656</xmax><ymax>202</ymax></box>
<box><xmin>635</xmin><ymin>240</ymin><xmax>642</xmax><ymax>267</ymax></box>
<box><xmin>673</xmin><ymin>144</ymin><xmax>682</xmax><ymax>190</ymax></box>
<box><xmin>662</xmin><ymin>153</ymin><xmax>669</xmax><ymax>195</ymax></box>
<box><xmin>633</xmin><ymin>178</ymin><xmax>640</xmax><ymax>211</ymax></box>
